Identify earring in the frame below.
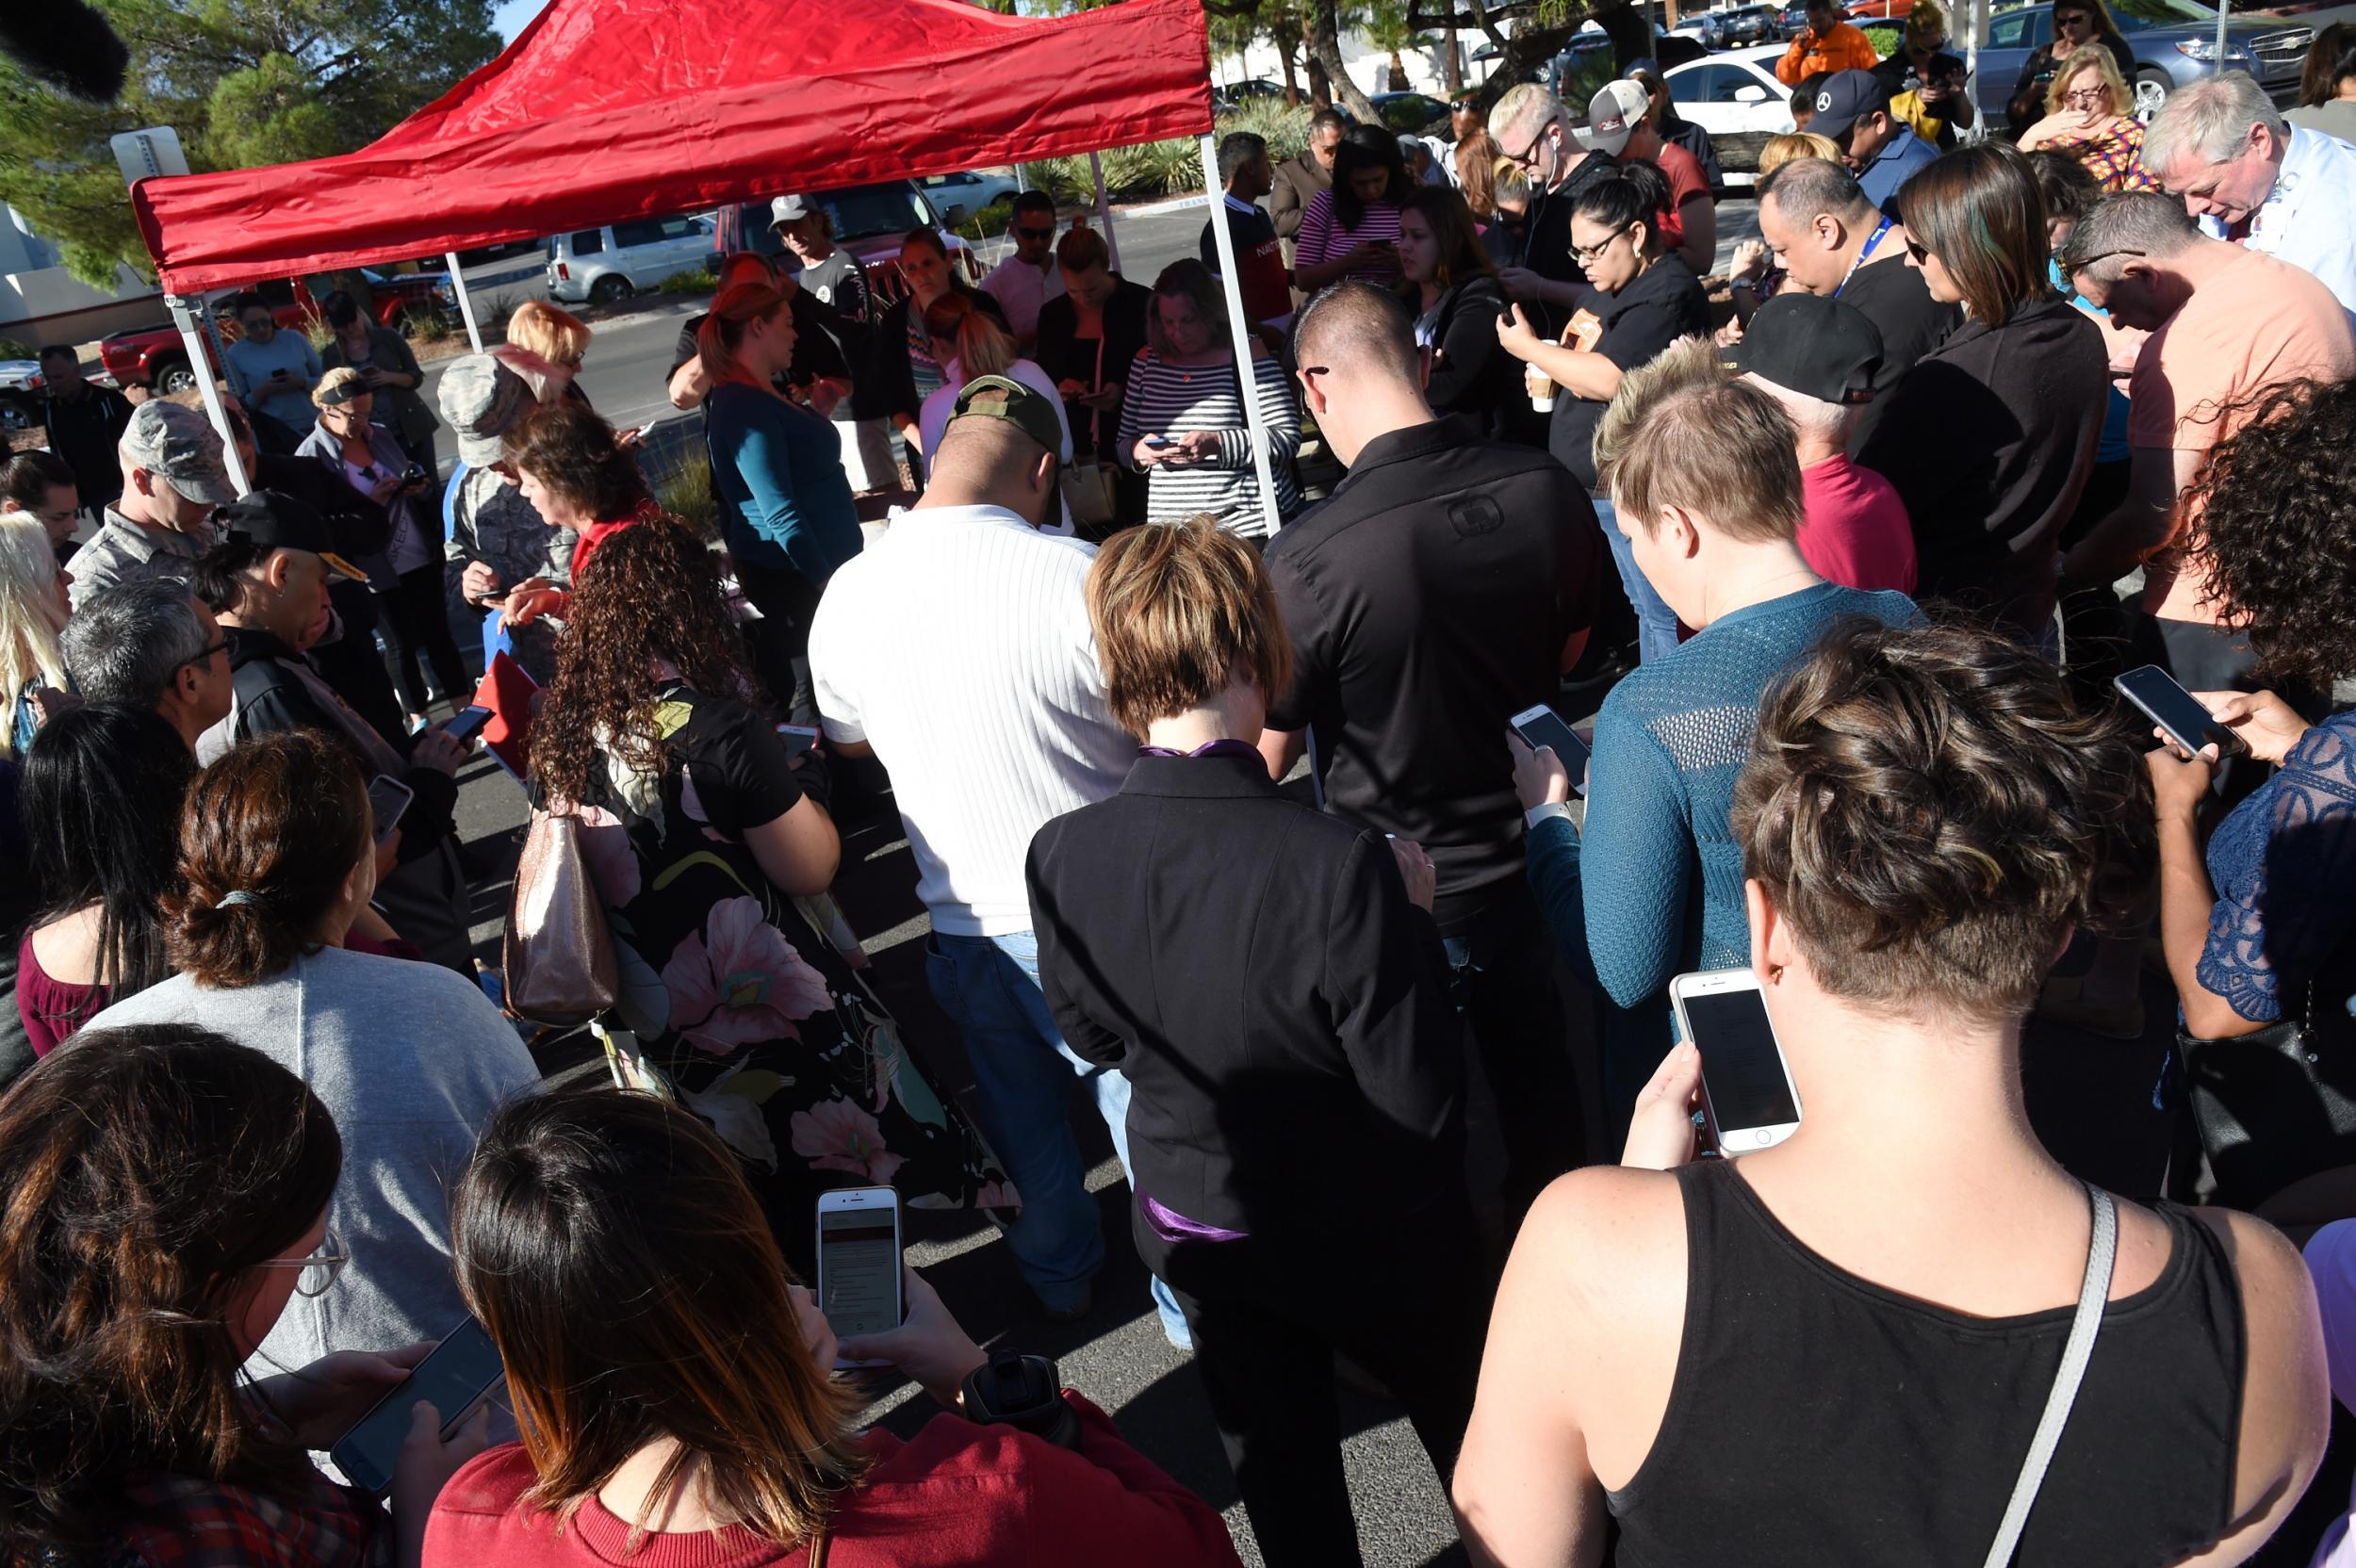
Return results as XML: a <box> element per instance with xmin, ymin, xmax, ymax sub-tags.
<box><xmin>1766</xmin><ymin>963</ymin><xmax>1785</xmax><ymax>983</ymax></box>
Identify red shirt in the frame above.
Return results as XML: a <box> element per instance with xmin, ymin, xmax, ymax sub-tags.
<box><xmin>1649</xmin><ymin>140</ymin><xmax>1711</xmax><ymax>253</ymax></box>
<box><xmin>1798</xmin><ymin>454</ymin><xmax>1918</xmax><ymax>595</ymax></box>
<box><xmin>423</xmin><ymin>1394</ymin><xmax>1243</xmax><ymax>1567</ymax></box>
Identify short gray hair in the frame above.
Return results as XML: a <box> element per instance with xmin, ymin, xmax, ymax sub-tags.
<box><xmin>1490</xmin><ymin>83</ymin><xmax>1566</xmax><ymax>146</ymax></box>
<box><xmin>61</xmin><ymin>578</ymin><xmax>211</xmax><ymax>710</ymax></box>
<box><xmin>2056</xmin><ymin>190</ymin><xmax>2201</xmax><ymax>286</ymax></box>
<box><xmin>2142</xmin><ymin>72</ymin><xmax>2285</xmax><ymax>175</ymax></box>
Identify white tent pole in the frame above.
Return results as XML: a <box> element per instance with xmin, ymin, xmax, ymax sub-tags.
<box><xmin>1199</xmin><ymin>133</ymin><xmax>1283</xmax><ymax>536</ymax></box>
<box><xmin>446</xmin><ymin>251</ymin><xmax>485</xmax><ymax>351</ymax></box>
<box><xmin>1964</xmin><ymin>0</ymin><xmax>1984</xmax><ymax>145</ymax></box>
<box><xmin>167</xmin><ymin>293</ymin><xmax>251</xmax><ymax>496</ymax></box>
<box><xmin>1089</xmin><ymin>152</ymin><xmax>1122</xmax><ymax>274</ymax></box>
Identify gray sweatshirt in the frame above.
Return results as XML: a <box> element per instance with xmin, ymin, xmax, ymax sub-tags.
<box><xmin>88</xmin><ymin>947</ymin><xmax>540</xmax><ymax>1380</ymax></box>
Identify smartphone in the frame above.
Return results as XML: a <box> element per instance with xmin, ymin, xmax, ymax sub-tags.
<box><xmin>1142</xmin><ymin>435</ymin><xmax>1172</xmax><ymax>449</ymax></box>
<box><xmin>2113</xmin><ymin>664</ymin><xmax>2246</xmax><ymax>758</ymax></box>
<box><xmin>401</xmin><ymin>463</ymin><xmax>430</xmax><ymax>488</ymax></box>
<box><xmin>365</xmin><ymin>773</ymin><xmax>414</xmax><ymax>846</ymax></box>
<box><xmin>1669</xmin><ymin>969</ymin><xmax>1802</xmax><ymax>1155</ymax></box>
<box><xmin>817</xmin><ymin>1186</ymin><xmax>903</xmax><ymax>1367</ymax></box>
<box><xmin>1508</xmin><ymin>703</ymin><xmax>1593</xmax><ymax>795</ymax></box>
<box><xmin>775</xmin><ymin>722</ymin><xmax>821</xmax><ymax>760</ymax></box>
<box><xmin>328</xmin><ymin>1317</ymin><xmax>505</xmax><ymax>1493</ymax></box>
<box><xmin>442</xmin><ymin>705</ymin><xmax>494</xmax><ymax>743</ymax></box>
<box><xmin>631</xmin><ymin>418</ymin><xmax>660</xmax><ymax>441</ymax></box>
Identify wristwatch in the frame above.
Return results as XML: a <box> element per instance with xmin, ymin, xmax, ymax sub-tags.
<box><xmin>959</xmin><ymin>1350</ymin><xmax>1080</xmax><ymax>1448</ymax></box>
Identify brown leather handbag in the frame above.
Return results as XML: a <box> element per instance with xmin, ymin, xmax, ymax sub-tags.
<box><xmin>501</xmin><ymin>806</ymin><xmax>617</xmax><ymax>1025</ymax></box>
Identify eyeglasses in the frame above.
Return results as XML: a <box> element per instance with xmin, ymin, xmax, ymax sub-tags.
<box><xmin>256</xmin><ymin>1230</ymin><xmax>349</xmax><ymax>1298</ymax></box>
<box><xmin>1014</xmin><ymin>225</ymin><xmax>1055</xmax><ymax>241</ymax></box>
<box><xmin>2061</xmin><ymin>246</ymin><xmax>2145</xmax><ymax>281</ymax></box>
<box><xmin>2062</xmin><ymin>87</ymin><xmax>2109</xmax><ymax>106</ymax></box>
<box><xmin>1571</xmin><ymin>223</ymin><xmax>1633</xmax><ymax>264</ymax></box>
<box><xmin>180</xmin><ymin>636</ymin><xmax>229</xmax><ymax>669</ymax></box>
<box><xmin>1500</xmin><ymin>115</ymin><xmax>1558</xmax><ymax>170</ymax></box>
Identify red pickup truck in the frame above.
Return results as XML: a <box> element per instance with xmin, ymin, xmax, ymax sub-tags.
<box><xmin>98</xmin><ymin>270</ymin><xmax>447</xmax><ymax>393</ymax></box>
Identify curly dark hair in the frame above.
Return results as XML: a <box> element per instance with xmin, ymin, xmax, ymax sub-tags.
<box><xmin>504</xmin><ymin>400</ymin><xmax>649</xmax><ymax>524</ymax></box>
<box><xmin>2183</xmin><ymin>377</ymin><xmax>2356</xmax><ymax>691</ymax></box>
<box><xmin>1733</xmin><ymin>619</ymin><xmax>2152</xmax><ymax>1020</ymax></box>
<box><xmin>529</xmin><ymin>517</ymin><xmax>761</xmax><ymax>808</ymax></box>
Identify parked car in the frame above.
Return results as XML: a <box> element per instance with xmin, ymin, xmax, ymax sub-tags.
<box><xmin>1372</xmin><ymin>90</ymin><xmax>1453</xmax><ymax>135</ymax></box>
<box><xmin>1717</xmin><ymin>5</ymin><xmax>1787</xmax><ymax>45</ymax></box>
<box><xmin>1974</xmin><ymin>0</ymin><xmax>2312</xmax><ymax>122</ymax></box>
<box><xmin>715</xmin><ymin>182</ymin><xmax>981</xmax><ymax>309</ymax></box>
<box><xmin>547</xmin><ymin>213</ymin><xmax>716</xmax><ymax>306</ymax></box>
<box><xmin>918</xmin><ymin>170</ymin><xmax>1022</xmax><ymax>225</ymax></box>
<box><xmin>1775</xmin><ymin>3</ymin><xmax>1813</xmax><ymax>36</ymax></box>
<box><xmin>1843</xmin><ymin>0</ymin><xmax>1916</xmax><ymax>19</ymax></box>
<box><xmin>1212</xmin><ymin>78</ymin><xmax>1288</xmax><ymax>111</ymax></box>
<box><xmin>1664</xmin><ymin>42</ymin><xmax>1796</xmax><ymax>184</ymax></box>
<box><xmin>0</xmin><ymin>361</ymin><xmax>41</xmax><ymax>431</ymax></box>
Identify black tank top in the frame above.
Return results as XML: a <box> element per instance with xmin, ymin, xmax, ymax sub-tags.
<box><xmin>1607</xmin><ymin>1159</ymin><xmax>2245</xmax><ymax>1567</ymax></box>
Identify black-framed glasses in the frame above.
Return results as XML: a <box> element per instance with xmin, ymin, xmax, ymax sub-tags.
<box><xmin>181</xmin><ymin>636</ymin><xmax>229</xmax><ymax>669</ymax></box>
<box><xmin>256</xmin><ymin>1229</ymin><xmax>350</xmax><ymax>1298</ymax></box>
<box><xmin>2062</xmin><ymin>246</ymin><xmax>2145</xmax><ymax>281</ymax></box>
<box><xmin>1014</xmin><ymin>225</ymin><xmax>1055</xmax><ymax>241</ymax></box>
<box><xmin>1571</xmin><ymin>222</ymin><xmax>1633</xmax><ymax>264</ymax></box>
<box><xmin>1501</xmin><ymin>115</ymin><xmax>1558</xmax><ymax>169</ymax></box>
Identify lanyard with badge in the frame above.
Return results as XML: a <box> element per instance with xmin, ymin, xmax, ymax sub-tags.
<box><xmin>1834</xmin><ymin>217</ymin><xmax>1893</xmax><ymax>300</ymax></box>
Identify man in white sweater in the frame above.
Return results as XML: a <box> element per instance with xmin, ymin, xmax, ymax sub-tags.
<box><xmin>810</xmin><ymin>379</ymin><xmax>1186</xmax><ymax>1346</ymax></box>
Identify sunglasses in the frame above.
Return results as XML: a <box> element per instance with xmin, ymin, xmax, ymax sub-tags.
<box><xmin>1501</xmin><ymin>115</ymin><xmax>1558</xmax><ymax>169</ymax></box>
<box><xmin>1014</xmin><ymin>225</ymin><xmax>1055</xmax><ymax>241</ymax></box>
<box><xmin>2062</xmin><ymin>245</ymin><xmax>2146</xmax><ymax>282</ymax></box>
<box><xmin>1904</xmin><ymin>237</ymin><xmax>1932</xmax><ymax>265</ymax></box>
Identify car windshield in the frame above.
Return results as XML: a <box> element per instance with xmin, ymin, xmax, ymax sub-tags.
<box><xmin>2106</xmin><ymin>0</ymin><xmax>2214</xmax><ymax>26</ymax></box>
<box><xmin>818</xmin><ymin>185</ymin><xmax>932</xmax><ymax>242</ymax></box>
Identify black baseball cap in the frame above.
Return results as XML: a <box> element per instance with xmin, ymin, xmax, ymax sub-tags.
<box><xmin>1731</xmin><ymin>294</ymin><xmax>1887</xmax><ymax>405</ymax></box>
<box><xmin>1809</xmin><ymin>69</ymin><xmax>1891</xmax><ymax>139</ymax></box>
<box><xmin>216</xmin><ymin>490</ymin><xmax>363</xmax><ymax>580</ymax></box>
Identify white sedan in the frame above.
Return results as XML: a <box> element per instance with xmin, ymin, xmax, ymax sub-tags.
<box><xmin>1663</xmin><ymin>43</ymin><xmax>1797</xmax><ymax>188</ymax></box>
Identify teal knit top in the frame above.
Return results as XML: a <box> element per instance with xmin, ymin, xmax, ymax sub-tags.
<box><xmin>1530</xmin><ymin>581</ymin><xmax>1922</xmax><ymax>1010</ymax></box>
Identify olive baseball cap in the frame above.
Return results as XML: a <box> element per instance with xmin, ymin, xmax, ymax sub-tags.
<box><xmin>948</xmin><ymin>375</ymin><xmax>1065</xmax><ymax>468</ymax></box>
<box><xmin>121</xmin><ymin>400</ymin><xmax>237</xmax><ymax>508</ymax></box>
<box><xmin>436</xmin><ymin>352</ymin><xmax>536</xmax><ymax>468</ymax></box>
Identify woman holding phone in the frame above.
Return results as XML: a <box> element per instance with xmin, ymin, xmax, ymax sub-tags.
<box><xmin>424</xmin><ymin>1086</ymin><xmax>1245</xmax><ymax>1566</ymax></box>
<box><xmin>0</xmin><ymin>1026</ymin><xmax>485</xmax><ymax>1568</ymax></box>
<box><xmin>301</xmin><ymin>367</ymin><xmax>465</xmax><ymax>729</ymax></box>
<box><xmin>1292</xmin><ymin>123</ymin><xmax>1409</xmax><ymax>292</ymax></box>
<box><xmin>1457</xmin><ymin>621</ymin><xmax>2327</xmax><ymax>1567</ymax></box>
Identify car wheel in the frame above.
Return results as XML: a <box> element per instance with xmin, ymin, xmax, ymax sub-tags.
<box><xmin>590</xmin><ymin>273</ymin><xmax>632</xmax><ymax>305</ymax></box>
<box><xmin>0</xmin><ymin>392</ymin><xmax>33</xmax><ymax>431</ymax></box>
<box><xmin>2133</xmin><ymin>69</ymin><xmax>2171</xmax><ymax>122</ymax></box>
<box><xmin>153</xmin><ymin>357</ymin><xmax>196</xmax><ymax>395</ymax></box>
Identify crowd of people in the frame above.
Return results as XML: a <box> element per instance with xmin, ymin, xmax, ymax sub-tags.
<box><xmin>4</xmin><ymin>41</ymin><xmax>2356</xmax><ymax>1568</ymax></box>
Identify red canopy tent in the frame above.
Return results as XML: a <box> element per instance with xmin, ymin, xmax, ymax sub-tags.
<box><xmin>132</xmin><ymin>0</ymin><xmax>1213</xmax><ymax>292</ymax></box>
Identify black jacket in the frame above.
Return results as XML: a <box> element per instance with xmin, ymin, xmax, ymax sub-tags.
<box><xmin>1422</xmin><ymin>272</ymin><xmax>1518</xmax><ymax>440</ymax></box>
<box><xmin>1027</xmin><ymin>750</ymin><xmax>1464</xmax><ymax>1259</ymax></box>
<box><xmin>1034</xmin><ymin>280</ymin><xmax>1154</xmax><ymax>463</ymax></box>
<box><xmin>41</xmin><ymin>384</ymin><xmax>134</xmax><ymax>509</ymax></box>
<box><xmin>871</xmin><ymin>284</ymin><xmax>1008</xmax><ymax>424</ymax></box>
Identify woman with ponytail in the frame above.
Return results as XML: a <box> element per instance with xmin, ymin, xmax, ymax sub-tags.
<box><xmin>700</xmin><ymin>281</ymin><xmax>864</xmax><ymax>724</ymax></box>
<box><xmin>912</xmin><ymin>291</ymin><xmax>1076</xmax><ymax>528</ymax></box>
<box><xmin>1495</xmin><ymin>160</ymin><xmax>1711</xmax><ymax>664</ymax></box>
<box><xmin>88</xmin><ymin>729</ymin><xmax>539</xmax><ymax>1384</ymax></box>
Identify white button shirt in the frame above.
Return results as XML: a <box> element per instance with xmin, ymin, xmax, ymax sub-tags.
<box><xmin>2201</xmin><ymin>123</ymin><xmax>2356</xmax><ymax>322</ymax></box>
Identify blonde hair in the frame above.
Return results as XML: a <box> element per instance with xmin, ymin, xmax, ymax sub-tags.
<box><xmin>0</xmin><ymin>513</ymin><xmax>68</xmax><ymax>758</ymax></box>
<box><xmin>507</xmin><ymin>300</ymin><xmax>593</xmax><ymax>368</ymax></box>
<box><xmin>1086</xmin><ymin>514</ymin><xmax>1292</xmax><ymax>738</ymax></box>
<box><xmin>1906</xmin><ymin>0</ymin><xmax>1950</xmax><ymax>43</ymax></box>
<box><xmin>312</xmin><ymin>366</ymin><xmax>367</xmax><ymax>410</ymax></box>
<box><xmin>924</xmin><ymin>292</ymin><xmax>1018</xmax><ymax>381</ymax></box>
<box><xmin>1759</xmin><ymin>132</ymin><xmax>1843</xmax><ymax>175</ymax></box>
<box><xmin>2045</xmin><ymin>41</ymin><xmax>2134</xmax><ymax>117</ymax></box>
<box><xmin>1489</xmin><ymin>83</ymin><xmax>1566</xmax><ymax>147</ymax></box>
<box><xmin>1595</xmin><ymin>336</ymin><xmax>1803</xmax><ymax>543</ymax></box>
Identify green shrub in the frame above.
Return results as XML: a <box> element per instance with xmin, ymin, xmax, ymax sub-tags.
<box><xmin>953</xmin><ymin>195</ymin><xmax>1016</xmax><ymax>243</ymax></box>
<box><xmin>657</xmin><ymin>270</ymin><xmax>715</xmax><ymax>296</ymax></box>
<box><xmin>649</xmin><ymin>448</ymin><xmax>720</xmax><ymax>541</ymax></box>
<box><xmin>1017</xmin><ymin>106</ymin><xmax>1317</xmax><ymax>208</ymax></box>
<box><xmin>0</xmin><ymin>337</ymin><xmax>36</xmax><ymax>361</ymax></box>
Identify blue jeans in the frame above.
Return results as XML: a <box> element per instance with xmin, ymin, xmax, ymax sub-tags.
<box><xmin>1595</xmin><ymin>496</ymin><xmax>1682</xmax><ymax>665</ymax></box>
<box><xmin>925</xmin><ymin>929</ymin><xmax>1190</xmax><ymax>1347</ymax></box>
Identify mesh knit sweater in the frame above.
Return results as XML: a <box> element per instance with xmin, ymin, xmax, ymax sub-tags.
<box><xmin>1530</xmin><ymin>581</ymin><xmax>1921</xmax><ymax>1011</ymax></box>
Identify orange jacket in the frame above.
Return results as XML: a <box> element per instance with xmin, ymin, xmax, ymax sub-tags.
<box><xmin>1775</xmin><ymin>22</ymin><xmax>1882</xmax><ymax>85</ymax></box>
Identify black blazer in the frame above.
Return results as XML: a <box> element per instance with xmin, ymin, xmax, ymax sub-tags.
<box><xmin>872</xmin><ymin>283</ymin><xmax>1008</xmax><ymax>424</ymax></box>
<box><xmin>1034</xmin><ymin>279</ymin><xmax>1153</xmax><ymax>463</ymax></box>
<box><xmin>1422</xmin><ymin>272</ymin><xmax>1518</xmax><ymax>441</ymax></box>
<box><xmin>1026</xmin><ymin>750</ymin><xmax>1464</xmax><ymax>1262</ymax></box>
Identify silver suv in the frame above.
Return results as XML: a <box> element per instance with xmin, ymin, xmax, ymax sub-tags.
<box><xmin>547</xmin><ymin>213</ymin><xmax>717</xmax><ymax>305</ymax></box>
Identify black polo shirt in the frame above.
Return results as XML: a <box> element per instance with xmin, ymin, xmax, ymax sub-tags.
<box><xmin>1263</xmin><ymin>417</ymin><xmax>1603</xmax><ymax>903</ymax></box>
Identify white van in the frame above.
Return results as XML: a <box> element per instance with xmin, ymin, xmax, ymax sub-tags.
<box><xmin>546</xmin><ymin>214</ymin><xmax>716</xmax><ymax>305</ymax></box>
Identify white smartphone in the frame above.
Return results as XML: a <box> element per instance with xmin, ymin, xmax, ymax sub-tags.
<box><xmin>816</xmin><ymin>1185</ymin><xmax>903</xmax><ymax>1367</ymax></box>
<box><xmin>1508</xmin><ymin>703</ymin><xmax>1593</xmax><ymax>794</ymax></box>
<box><xmin>775</xmin><ymin>722</ymin><xmax>822</xmax><ymax>760</ymax></box>
<box><xmin>365</xmin><ymin>773</ymin><xmax>414</xmax><ymax>846</ymax></box>
<box><xmin>631</xmin><ymin>418</ymin><xmax>659</xmax><ymax>441</ymax></box>
<box><xmin>328</xmin><ymin>1317</ymin><xmax>505</xmax><ymax>1493</ymax></box>
<box><xmin>1668</xmin><ymin>969</ymin><xmax>1802</xmax><ymax>1155</ymax></box>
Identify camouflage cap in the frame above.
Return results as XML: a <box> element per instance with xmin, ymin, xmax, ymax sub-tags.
<box><xmin>436</xmin><ymin>352</ymin><xmax>537</xmax><ymax>467</ymax></box>
<box><xmin>120</xmin><ymin>400</ymin><xmax>237</xmax><ymax>508</ymax></box>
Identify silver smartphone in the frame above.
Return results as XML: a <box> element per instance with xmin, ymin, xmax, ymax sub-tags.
<box><xmin>817</xmin><ymin>1185</ymin><xmax>902</xmax><ymax>1368</ymax></box>
<box><xmin>1668</xmin><ymin>969</ymin><xmax>1803</xmax><ymax>1154</ymax></box>
<box><xmin>1508</xmin><ymin>703</ymin><xmax>1592</xmax><ymax>794</ymax></box>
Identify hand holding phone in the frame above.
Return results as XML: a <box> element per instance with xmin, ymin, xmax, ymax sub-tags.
<box><xmin>442</xmin><ymin>705</ymin><xmax>494</xmax><ymax>744</ymax></box>
<box><xmin>329</xmin><ymin>1317</ymin><xmax>505</xmax><ymax>1492</ymax></box>
<box><xmin>1669</xmin><ymin>970</ymin><xmax>1802</xmax><ymax>1155</ymax></box>
<box><xmin>834</xmin><ymin>1265</ymin><xmax>989</xmax><ymax>1408</ymax></box>
<box><xmin>2113</xmin><ymin>665</ymin><xmax>2247</xmax><ymax>760</ymax></box>
<box><xmin>366</xmin><ymin>774</ymin><xmax>415</xmax><ymax>846</ymax></box>
<box><xmin>1623</xmin><ymin>1039</ymin><xmax>1705</xmax><ymax>1170</ymax></box>
<box><xmin>1509</xmin><ymin>704</ymin><xmax>1592</xmax><ymax>799</ymax></box>
<box><xmin>817</xmin><ymin>1186</ymin><xmax>904</xmax><ymax>1368</ymax></box>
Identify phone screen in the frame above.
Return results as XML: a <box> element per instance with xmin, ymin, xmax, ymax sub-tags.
<box><xmin>818</xmin><ymin>1205</ymin><xmax>901</xmax><ymax>1338</ymax></box>
<box><xmin>365</xmin><ymin>775</ymin><xmax>413</xmax><ymax>845</ymax></box>
<box><xmin>1685</xmin><ymin>988</ymin><xmax>1799</xmax><ymax>1133</ymax></box>
<box><xmin>1510</xmin><ymin>707</ymin><xmax>1593</xmax><ymax>782</ymax></box>
<box><xmin>331</xmin><ymin>1319</ymin><xmax>504</xmax><ymax>1492</ymax></box>
<box><xmin>443</xmin><ymin>706</ymin><xmax>493</xmax><ymax>743</ymax></box>
<box><xmin>2114</xmin><ymin>666</ymin><xmax>2242</xmax><ymax>757</ymax></box>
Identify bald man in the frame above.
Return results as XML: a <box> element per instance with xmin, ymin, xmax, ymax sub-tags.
<box><xmin>1262</xmin><ymin>281</ymin><xmax>1603</xmax><ymax>1216</ymax></box>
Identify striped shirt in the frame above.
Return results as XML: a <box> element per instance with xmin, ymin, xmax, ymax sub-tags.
<box><xmin>1115</xmin><ymin>350</ymin><xmax>1302</xmax><ymax>537</ymax></box>
<box><xmin>1294</xmin><ymin>188</ymin><xmax>1404</xmax><ymax>282</ymax></box>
